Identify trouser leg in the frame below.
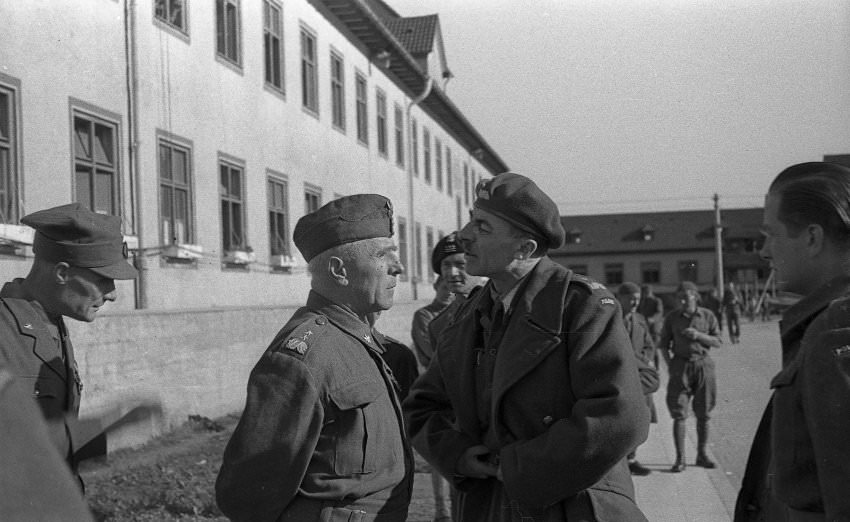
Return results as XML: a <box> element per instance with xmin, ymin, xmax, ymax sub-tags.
<box><xmin>673</xmin><ymin>419</ymin><xmax>686</xmax><ymax>463</ymax></box>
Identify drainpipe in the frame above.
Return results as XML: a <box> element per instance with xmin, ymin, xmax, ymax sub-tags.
<box><xmin>406</xmin><ymin>78</ymin><xmax>433</xmax><ymax>301</ymax></box>
<box><xmin>125</xmin><ymin>0</ymin><xmax>147</xmax><ymax>309</ymax></box>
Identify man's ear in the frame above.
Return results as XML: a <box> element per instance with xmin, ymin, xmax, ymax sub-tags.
<box><xmin>327</xmin><ymin>256</ymin><xmax>348</xmax><ymax>286</ymax></box>
<box><xmin>805</xmin><ymin>224</ymin><xmax>825</xmax><ymax>257</ymax></box>
<box><xmin>53</xmin><ymin>262</ymin><xmax>72</xmax><ymax>285</ymax></box>
<box><xmin>514</xmin><ymin>238</ymin><xmax>538</xmax><ymax>260</ymax></box>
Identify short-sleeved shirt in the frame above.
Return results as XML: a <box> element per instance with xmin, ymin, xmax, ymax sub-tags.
<box><xmin>661</xmin><ymin>306</ymin><xmax>720</xmax><ymax>361</ymax></box>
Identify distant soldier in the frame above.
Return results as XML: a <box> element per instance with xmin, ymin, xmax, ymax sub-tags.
<box><xmin>617</xmin><ymin>282</ymin><xmax>659</xmax><ymax>476</ymax></box>
<box><xmin>638</xmin><ymin>284</ymin><xmax>664</xmax><ymax>344</ymax></box>
<box><xmin>216</xmin><ymin>194</ymin><xmax>412</xmax><ymax>521</ymax></box>
<box><xmin>736</xmin><ymin>162</ymin><xmax>850</xmax><ymax>521</ymax></box>
<box><xmin>703</xmin><ymin>287</ymin><xmax>724</xmax><ymax>333</ymax></box>
<box><xmin>411</xmin><ymin>275</ymin><xmax>453</xmax><ymax>373</ymax></box>
<box><xmin>660</xmin><ymin>281</ymin><xmax>722</xmax><ymax>472</ymax></box>
<box><xmin>723</xmin><ymin>282</ymin><xmax>743</xmax><ymax>343</ymax></box>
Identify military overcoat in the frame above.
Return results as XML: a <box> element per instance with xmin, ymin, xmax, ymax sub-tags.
<box><xmin>404</xmin><ymin>258</ymin><xmax>649</xmax><ymax>521</ymax></box>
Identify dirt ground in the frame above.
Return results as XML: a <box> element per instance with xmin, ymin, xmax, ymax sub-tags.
<box><xmin>81</xmin><ymin>415</ymin><xmax>438</xmax><ymax>521</ymax></box>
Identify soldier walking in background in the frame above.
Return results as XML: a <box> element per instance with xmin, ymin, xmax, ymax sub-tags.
<box><xmin>660</xmin><ymin>281</ymin><xmax>722</xmax><ymax>472</ymax></box>
<box><xmin>736</xmin><ymin>162</ymin><xmax>850</xmax><ymax>521</ymax></box>
<box><xmin>723</xmin><ymin>281</ymin><xmax>743</xmax><ymax>343</ymax></box>
<box><xmin>638</xmin><ymin>284</ymin><xmax>664</xmax><ymax>367</ymax></box>
<box><xmin>703</xmin><ymin>287</ymin><xmax>724</xmax><ymax>334</ymax></box>
<box><xmin>216</xmin><ymin>194</ymin><xmax>412</xmax><ymax>522</ymax></box>
<box><xmin>405</xmin><ymin>173</ymin><xmax>648</xmax><ymax>521</ymax></box>
<box><xmin>617</xmin><ymin>282</ymin><xmax>659</xmax><ymax>477</ymax></box>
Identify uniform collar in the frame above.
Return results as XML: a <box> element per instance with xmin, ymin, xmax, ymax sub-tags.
<box><xmin>306</xmin><ymin>290</ymin><xmax>382</xmax><ymax>352</ymax></box>
<box><xmin>781</xmin><ymin>275</ymin><xmax>850</xmax><ymax>338</ymax></box>
<box><xmin>1</xmin><ymin>279</ymin><xmax>62</xmax><ymax>337</ymax></box>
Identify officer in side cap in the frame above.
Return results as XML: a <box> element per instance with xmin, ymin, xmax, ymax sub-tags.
<box><xmin>216</xmin><ymin>194</ymin><xmax>413</xmax><ymax>522</ymax></box>
<box><xmin>0</xmin><ymin>203</ymin><xmax>141</xmax><ymax>495</ymax></box>
<box><xmin>659</xmin><ymin>281</ymin><xmax>721</xmax><ymax>472</ymax></box>
<box><xmin>404</xmin><ymin>173</ymin><xmax>650</xmax><ymax>521</ymax></box>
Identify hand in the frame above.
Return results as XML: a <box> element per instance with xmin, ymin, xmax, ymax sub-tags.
<box><xmin>682</xmin><ymin>327</ymin><xmax>699</xmax><ymax>341</ymax></box>
<box><xmin>456</xmin><ymin>444</ymin><xmax>499</xmax><ymax>479</ymax></box>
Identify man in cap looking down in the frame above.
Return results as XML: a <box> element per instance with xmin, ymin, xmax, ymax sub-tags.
<box><xmin>404</xmin><ymin>173</ymin><xmax>649</xmax><ymax>521</ymax></box>
<box><xmin>0</xmin><ymin>202</ymin><xmax>142</xmax><ymax>487</ymax></box>
<box><xmin>216</xmin><ymin>194</ymin><xmax>413</xmax><ymax>522</ymax></box>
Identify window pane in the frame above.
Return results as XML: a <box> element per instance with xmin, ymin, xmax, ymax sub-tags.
<box><xmin>172</xmin><ymin>148</ymin><xmax>187</xmax><ymax>184</ymax></box>
<box><xmin>75</xmin><ymin>166</ymin><xmax>92</xmax><ymax>210</ymax></box>
<box><xmin>0</xmin><ymin>92</ymin><xmax>8</xmax><ymax>140</ymax></box>
<box><xmin>230</xmin><ymin>170</ymin><xmax>241</xmax><ymax>199</ymax></box>
<box><xmin>231</xmin><ymin>202</ymin><xmax>242</xmax><ymax>247</ymax></box>
<box><xmin>175</xmin><ymin>189</ymin><xmax>188</xmax><ymax>243</ymax></box>
<box><xmin>159</xmin><ymin>144</ymin><xmax>171</xmax><ymax>180</ymax></box>
<box><xmin>169</xmin><ymin>0</ymin><xmax>184</xmax><ymax>28</ymax></box>
<box><xmin>94</xmin><ymin>123</ymin><xmax>113</xmax><ymax>165</ymax></box>
<box><xmin>220</xmin><ymin>165</ymin><xmax>229</xmax><ymax>194</ymax></box>
<box><xmin>222</xmin><ymin>200</ymin><xmax>232</xmax><ymax>250</ymax></box>
<box><xmin>226</xmin><ymin>3</ymin><xmax>238</xmax><ymax>61</ymax></box>
<box><xmin>74</xmin><ymin>118</ymin><xmax>91</xmax><ymax>160</ymax></box>
<box><xmin>216</xmin><ymin>0</ymin><xmax>226</xmax><ymax>54</ymax></box>
<box><xmin>94</xmin><ymin>170</ymin><xmax>114</xmax><ymax>214</ymax></box>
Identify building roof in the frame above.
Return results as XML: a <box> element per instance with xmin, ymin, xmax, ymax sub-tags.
<box><xmin>315</xmin><ymin>0</ymin><xmax>509</xmax><ymax>174</ymax></box>
<box><xmin>384</xmin><ymin>15</ymin><xmax>439</xmax><ymax>56</ymax></box>
<box><xmin>552</xmin><ymin>207</ymin><xmax>765</xmax><ymax>255</ymax></box>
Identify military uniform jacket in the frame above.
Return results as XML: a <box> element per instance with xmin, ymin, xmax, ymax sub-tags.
<box><xmin>216</xmin><ymin>291</ymin><xmax>413</xmax><ymax>522</ymax></box>
<box><xmin>0</xmin><ymin>280</ymin><xmax>83</xmax><ymax>468</ymax></box>
<box><xmin>736</xmin><ymin>276</ymin><xmax>850</xmax><ymax>521</ymax></box>
<box><xmin>403</xmin><ymin>258</ymin><xmax>649</xmax><ymax>520</ymax></box>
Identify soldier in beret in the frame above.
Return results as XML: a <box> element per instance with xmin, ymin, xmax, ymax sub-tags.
<box><xmin>216</xmin><ymin>194</ymin><xmax>412</xmax><ymax>522</ymax></box>
<box><xmin>404</xmin><ymin>173</ymin><xmax>649</xmax><ymax>521</ymax></box>
<box><xmin>0</xmin><ymin>202</ymin><xmax>142</xmax><ymax>494</ymax></box>
<box><xmin>659</xmin><ymin>281</ymin><xmax>722</xmax><ymax>472</ymax></box>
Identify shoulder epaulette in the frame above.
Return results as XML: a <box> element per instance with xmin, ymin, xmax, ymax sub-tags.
<box><xmin>275</xmin><ymin>313</ymin><xmax>330</xmax><ymax>359</ymax></box>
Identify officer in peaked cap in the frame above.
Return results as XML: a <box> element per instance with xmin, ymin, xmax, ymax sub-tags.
<box><xmin>0</xmin><ymin>202</ymin><xmax>142</xmax><ymax>495</ymax></box>
<box><xmin>217</xmin><ymin>194</ymin><xmax>413</xmax><ymax>522</ymax></box>
<box><xmin>405</xmin><ymin>173</ymin><xmax>650</xmax><ymax>521</ymax></box>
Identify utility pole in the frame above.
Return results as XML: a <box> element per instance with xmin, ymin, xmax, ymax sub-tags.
<box><xmin>714</xmin><ymin>193</ymin><xmax>725</xmax><ymax>301</ymax></box>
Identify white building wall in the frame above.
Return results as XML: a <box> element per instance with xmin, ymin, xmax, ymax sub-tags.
<box><xmin>0</xmin><ymin>0</ymin><xmax>496</xmax><ymax>310</ymax></box>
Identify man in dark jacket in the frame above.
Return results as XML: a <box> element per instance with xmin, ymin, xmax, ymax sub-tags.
<box><xmin>216</xmin><ymin>195</ymin><xmax>413</xmax><ymax>522</ymax></box>
<box><xmin>736</xmin><ymin>162</ymin><xmax>850</xmax><ymax>521</ymax></box>
<box><xmin>404</xmin><ymin>173</ymin><xmax>649</xmax><ymax>521</ymax></box>
<box><xmin>0</xmin><ymin>203</ymin><xmax>143</xmax><ymax>489</ymax></box>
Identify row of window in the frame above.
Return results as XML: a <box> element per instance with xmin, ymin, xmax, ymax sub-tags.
<box><xmin>569</xmin><ymin>260</ymin><xmax>698</xmax><ymax>286</ymax></box>
<box><xmin>155</xmin><ymin>0</ymin><xmax>484</xmax><ymax>205</ymax></box>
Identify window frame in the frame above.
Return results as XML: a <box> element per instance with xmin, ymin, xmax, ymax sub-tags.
<box><xmin>267</xmin><ymin>171</ymin><xmax>291</xmax><ymax>258</ymax></box>
<box><xmin>376</xmin><ymin>88</ymin><xmax>387</xmax><ymax>157</ymax></box>
<box><xmin>426</xmin><ymin>226</ymin><xmax>435</xmax><ymax>282</ymax></box>
<box><xmin>435</xmin><ymin>138</ymin><xmax>443</xmax><ymax>191</ymax></box>
<box><xmin>641</xmin><ymin>261</ymin><xmax>661</xmax><ymax>284</ymax></box>
<box><xmin>330</xmin><ymin>49</ymin><xmax>345</xmax><ymax>131</ymax></box>
<box><xmin>154</xmin><ymin>0</ymin><xmax>189</xmax><ymax>37</ymax></box>
<box><xmin>397</xmin><ymin>217</ymin><xmax>408</xmax><ymax>281</ymax></box>
<box><xmin>263</xmin><ymin>0</ymin><xmax>284</xmax><ymax>93</ymax></box>
<box><xmin>446</xmin><ymin>146</ymin><xmax>452</xmax><ymax>196</ymax></box>
<box><xmin>411</xmin><ymin>118</ymin><xmax>418</xmax><ymax>176</ymax></box>
<box><xmin>678</xmin><ymin>259</ymin><xmax>699</xmax><ymax>283</ymax></box>
<box><xmin>394</xmin><ymin>103</ymin><xmax>404</xmax><ymax>167</ymax></box>
<box><xmin>0</xmin><ymin>75</ymin><xmax>21</xmax><ymax>225</ymax></box>
<box><xmin>300</xmin><ymin>25</ymin><xmax>319</xmax><ymax>115</ymax></box>
<box><xmin>215</xmin><ymin>0</ymin><xmax>242</xmax><ymax>68</ymax></box>
<box><xmin>423</xmin><ymin>127</ymin><xmax>432</xmax><ymax>184</ymax></box>
<box><xmin>604</xmin><ymin>263</ymin><xmax>624</xmax><ymax>285</ymax></box>
<box><xmin>355</xmin><ymin>71</ymin><xmax>368</xmax><ymax>145</ymax></box>
<box><xmin>218</xmin><ymin>154</ymin><xmax>247</xmax><ymax>254</ymax></box>
<box><xmin>70</xmin><ymin>101</ymin><xmax>122</xmax><ymax>216</ymax></box>
<box><xmin>304</xmin><ymin>182</ymin><xmax>322</xmax><ymax>215</ymax></box>
<box><xmin>157</xmin><ymin>132</ymin><xmax>195</xmax><ymax>247</ymax></box>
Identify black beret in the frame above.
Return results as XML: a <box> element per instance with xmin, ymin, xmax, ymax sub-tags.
<box><xmin>293</xmin><ymin>194</ymin><xmax>394</xmax><ymax>261</ymax></box>
<box><xmin>473</xmin><ymin>172</ymin><xmax>565</xmax><ymax>249</ymax></box>
<box><xmin>21</xmin><ymin>203</ymin><xmax>138</xmax><ymax>280</ymax></box>
<box><xmin>431</xmin><ymin>232</ymin><xmax>464</xmax><ymax>275</ymax></box>
<box><xmin>617</xmin><ymin>282</ymin><xmax>641</xmax><ymax>295</ymax></box>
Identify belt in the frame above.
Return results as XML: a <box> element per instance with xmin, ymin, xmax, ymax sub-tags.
<box><xmin>280</xmin><ymin>496</ymin><xmax>408</xmax><ymax>522</ymax></box>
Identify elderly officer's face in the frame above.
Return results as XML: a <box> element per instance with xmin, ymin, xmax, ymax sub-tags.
<box><xmin>458</xmin><ymin>208</ymin><xmax>524</xmax><ymax>278</ymax></box>
<box><xmin>56</xmin><ymin>265</ymin><xmax>117</xmax><ymax>322</ymax></box>
<box><xmin>760</xmin><ymin>192</ymin><xmax>811</xmax><ymax>294</ymax></box>
<box><xmin>440</xmin><ymin>253</ymin><xmax>476</xmax><ymax>295</ymax></box>
<box><xmin>346</xmin><ymin>237</ymin><xmax>403</xmax><ymax>315</ymax></box>
<box><xmin>617</xmin><ymin>291</ymin><xmax>641</xmax><ymax>314</ymax></box>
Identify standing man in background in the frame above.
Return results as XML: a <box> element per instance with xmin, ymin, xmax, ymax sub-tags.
<box><xmin>617</xmin><ymin>282</ymin><xmax>659</xmax><ymax>477</ymax></box>
<box><xmin>411</xmin><ymin>275</ymin><xmax>453</xmax><ymax>373</ymax></box>
<box><xmin>216</xmin><ymin>194</ymin><xmax>412</xmax><ymax>522</ymax></box>
<box><xmin>736</xmin><ymin>162</ymin><xmax>850</xmax><ymax>521</ymax></box>
<box><xmin>638</xmin><ymin>284</ymin><xmax>664</xmax><ymax>367</ymax></box>
<box><xmin>723</xmin><ymin>281</ymin><xmax>743</xmax><ymax>344</ymax></box>
<box><xmin>660</xmin><ymin>281</ymin><xmax>722</xmax><ymax>472</ymax></box>
<box><xmin>405</xmin><ymin>173</ymin><xmax>648</xmax><ymax>521</ymax></box>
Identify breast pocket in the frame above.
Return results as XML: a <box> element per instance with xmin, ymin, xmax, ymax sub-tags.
<box><xmin>23</xmin><ymin>376</ymin><xmax>67</xmax><ymax>421</ymax></box>
<box><xmin>328</xmin><ymin>381</ymin><xmax>384</xmax><ymax>475</ymax></box>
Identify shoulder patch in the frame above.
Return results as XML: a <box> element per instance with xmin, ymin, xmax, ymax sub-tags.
<box><xmin>600</xmin><ymin>297</ymin><xmax>616</xmax><ymax>306</ymax></box>
<box><xmin>276</xmin><ymin>314</ymin><xmax>327</xmax><ymax>358</ymax></box>
<box><xmin>833</xmin><ymin>345</ymin><xmax>850</xmax><ymax>358</ymax></box>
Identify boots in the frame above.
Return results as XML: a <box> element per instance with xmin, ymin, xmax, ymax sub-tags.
<box><xmin>696</xmin><ymin>419</ymin><xmax>716</xmax><ymax>468</ymax></box>
<box><xmin>671</xmin><ymin>419</ymin><xmax>687</xmax><ymax>472</ymax></box>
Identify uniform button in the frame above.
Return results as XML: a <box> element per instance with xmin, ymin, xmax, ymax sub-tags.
<box><xmin>543</xmin><ymin>415</ymin><xmax>554</xmax><ymax>425</ymax></box>
<box><xmin>315</xmin><ymin>317</ymin><xmax>327</xmax><ymax>325</ymax></box>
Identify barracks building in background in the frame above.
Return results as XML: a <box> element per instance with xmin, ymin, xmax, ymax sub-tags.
<box><xmin>0</xmin><ymin>0</ymin><xmax>507</xmax><ymax>311</ymax></box>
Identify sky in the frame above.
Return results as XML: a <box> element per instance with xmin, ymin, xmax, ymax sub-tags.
<box><xmin>389</xmin><ymin>0</ymin><xmax>850</xmax><ymax>215</ymax></box>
